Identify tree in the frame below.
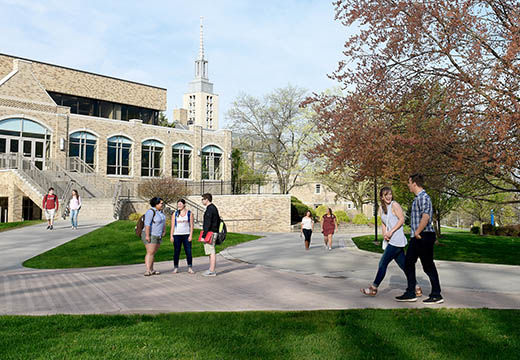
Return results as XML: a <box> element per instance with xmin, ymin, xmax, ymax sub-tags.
<box><xmin>310</xmin><ymin>0</ymin><xmax>520</xmax><ymax>202</ymax></box>
<box><xmin>318</xmin><ymin>167</ymin><xmax>372</xmax><ymax>213</ymax></box>
<box><xmin>139</xmin><ymin>177</ymin><xmax>187</xmax><ymax>207</ymax></box>
<box><xmin>231</xmin><ymin>148</ymin><xmax>266</xmax><ymax>194</ymax></box>
<box><xmin>227</xmin><ymin>85</ymin><xmax>317</xmax><ymax>194</ymax></box>
<box><xmin>158</xmin><ymin>111</ymin><xmax>175</xmax><ymax>128</ymax></box>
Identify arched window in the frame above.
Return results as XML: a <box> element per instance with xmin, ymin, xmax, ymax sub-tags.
<box><xmin>69</xmin><ymin>131</ymin><xmax>97</xmax><ymax>168</ymax></box>
<box><xmin>0</xmin><ymin>118</ymin><xmax>51</xmax><ymax>170</ymax></box>
<box><xmin>107</xmin><ymin>136</ymin><xmax>132</xmax><ymax>175</ymax></box>
<box><xmin>202</xmin><ymin>145</ymin><xmax>223</xmax><ymax>180</ymax></box>
<box><xmin>172</xmin><ymin>143</ymin><xmax>192</xmax><ymax>179</ymax></box>
<box><xmin>141</xmin><ymin>139</ymin><xmax>163</xmax><ymax>177</ymax></box>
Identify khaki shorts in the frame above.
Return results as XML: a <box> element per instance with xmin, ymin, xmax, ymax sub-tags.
<box><xmin>141</xmin><ymin>232</ymin><xmax>163</xmax><ymax>245</ymax></box>
<box><xmin>44</xmin><ymin>209</ymin><xmax>56</xmax><ymax>220</ymax></box>
<box><xmin>204</xmin><ymin>233</ymin><xmax>218</xmax><ymax>255</ymax></box>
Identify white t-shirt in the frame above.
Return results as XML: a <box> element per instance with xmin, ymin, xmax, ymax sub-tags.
<box><xmin>174</xmin><ymin>211</ymin><xmax>191</xmax><ymax>235</ymax></box>
<box><xmin>301</xmin><ymin>217</ymin><xmax>313</xmax><ymax>230</ymax></box>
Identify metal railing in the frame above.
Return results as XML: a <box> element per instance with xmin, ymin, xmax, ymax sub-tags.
<box><xmin>112</xmin><ymin>181</ymin><xmax>123</xmax><ymax>220</ymax></box>
<box><xmin>45</xmin><ymin>159</ymin><xmax>97</xmax><ymax>198</ymax></box>
<box><xmin>177</xmin><ymin>180</ymin><xmax>284</xmax><ymax>196</ymax></box>
<box><xmin>67</xmin><ymin>156</ymin><xmax>96</xmax><ymax>174</ymax></box>
<box><xmin>60</xmin><ymin>181</ymin><xmax>75</xmax><ymax>219</ymax></box>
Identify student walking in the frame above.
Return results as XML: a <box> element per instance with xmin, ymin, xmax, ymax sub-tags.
<box><xmin>170</xmin><ymin>199</ymin><xmax>194</xmax><ymax>274</ymax></box>
<box><xmin>396</xmin><ymin>174</ymin><xmax>444</xmax><ymax>304</ymax></box>
<box><xmin>321</xmin><ymin>208</ymin><xmax>337</xmax><ymax>250</ymax></box>
<box><xmin>142</xmin><ymin>197</ymin><xmax>166</xmax><ymax>277</ymax></box>
<box><xmin>361</xmin><ymin>187</ymin><xmax>422</xmax><ymax>297</ymax></box>
<box><xmin>69</xmin><ymin>189</ymin><xmax>81</xmax><ymax>230</ymax></box>
<box><xmin>42</xmin><ymin>187</ymin><xmax>59</xmax><ymax>230</ymax></box>
<box><xmin>200</xmin><ymin>193</ymin><xmax>220</xmax><ymax>277</ymax></box>
<box><xmin>301</xmin><ymin>210</ymin><xmax>314</xmax><ymax>250</ymax></box>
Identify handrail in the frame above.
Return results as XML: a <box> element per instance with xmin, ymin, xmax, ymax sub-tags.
<box><xmin>61</xmin><ymin>181</ymin><xmax>75</xmax><ymax>219</ymax></box>
<box><xmin>112</xmin><ymin>181</ymin><xmax>123</xmax><ymax>219</ymax></box>
<box><xmin>67</xmin><ymin>156</ymin><xmax>96</xmax><ymax>174</ymax></box>
<box><xmin>19</xmin><ymin>157</ymin><xmax>66</xmax><ymax>196</ymax></box>
<box><xmin>45</xmin><ymin>159</ymin><xmax>96</xmax><ymax>198</ymax></box>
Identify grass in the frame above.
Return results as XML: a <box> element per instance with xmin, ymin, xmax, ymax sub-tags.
<box><xmin>353</xmin><ymin>228</ymin><xmax>520</xmax><ymax>265</ymax></box>
<box><xmin>0</xmin><ymin>219</ymin><xmax>45</xmax><ymax>232</ymax></box>
<box><xmin>0</xmin><ymin>309</ymin><xmax>518</xmax><ymax>360</ymax></box>
<box><xmin>23</xmin><ymin>220</ymin><xmax>261</xmax><ymax>269</ymax></box>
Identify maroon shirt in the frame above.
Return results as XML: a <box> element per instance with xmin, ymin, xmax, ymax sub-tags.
<box><xmin>42</xmin><ymin>194</ymin><xmax>59</xmax><ymax>210</ymax></box>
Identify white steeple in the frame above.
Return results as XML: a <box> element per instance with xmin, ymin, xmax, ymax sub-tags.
<box><xmin>194</xmin><ymin>16</ymin><xmax>209</xmax><ymax>81</ymax></box>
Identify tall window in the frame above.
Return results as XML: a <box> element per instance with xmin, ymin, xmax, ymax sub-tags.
<box><xmin>172</xmin><ymin>143</ymin><xmax>192</xmax><ymax>179</ymax></box>
<box><xmin>201</xmin><ymin>145</ymin><xmax>223</xmax><ymax>180</ymax></box>
<box><xmin>188</xmin><ymin>95</ymin><xmax>195</xmax><ymax>125</ymax></box>
<box><xmin>107</xmin><ymin>136</ymin><xmax>132</xmax><ymax>175</ymax></box>
<box><xmin>141</xmin><ymin>139</ymin><xmax>163</xmax><ymax>177</ymax></box>
<box><xmin>315</xmin><ymin>184</ymin><xmax>321</xmax><ymax>194</ymax></box>
<box><xmin>69</xmin><ymin>131</ymin><xmax>97</xmax><ymax>168</ymax></box>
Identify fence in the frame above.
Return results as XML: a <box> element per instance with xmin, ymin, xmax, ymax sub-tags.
<box><xmin>180</xmin><ymin>180</ymin><xmax>284</xmax><ymax>196</ymax></box>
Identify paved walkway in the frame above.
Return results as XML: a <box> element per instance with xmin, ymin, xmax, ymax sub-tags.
<box><xmin>0</xmin><ymin>228</ymin><xmax>519</xmax><ymax>315</ymax></box>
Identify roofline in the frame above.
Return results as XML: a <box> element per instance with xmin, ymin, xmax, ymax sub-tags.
<box><xmin>0</xmin><ymin>53</ymin><xmax>167</xmax><ymax>91</ymax></box>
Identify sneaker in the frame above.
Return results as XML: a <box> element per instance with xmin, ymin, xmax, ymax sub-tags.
<box><xmin>202</xmin><ymin>270</ymin><xmax>216</xmax><ymax>277</ymax></box>
<box><xmin>46</xmin><ymin>225</ymin><xmax>50</xmax><ymax>230</ymax></box>
<box><xmin>71</xmin><ymin>226</ymin><xmax>75</xmax><ymax>230</ymax></box>
<box><xmin>172</xmin><ymin>267</ymin><xmax>178</xmax><ymax>274</ymax></box>
<box><xmin>50</xmin><ymin>225</ymin><xmax>54</xmax><ymax>230</ymax></box>
<box><xmin>423</xmin><ymin>296</ymin><xmax>444</xmax><ymax>304</ymax></box>
<box><xmin>395</xmin><ymin>293</ymin><xmax>417</xmax><ymax>302</ymax></box>
<box><xmin>187</xmin><ymin>267</ymin><xmax>195</xmax><ymax>274</ymax></box>
<box><xmin>328</xmin><ymin>247</ymin><xmax>332</xmax><ymax>251</ymax></box>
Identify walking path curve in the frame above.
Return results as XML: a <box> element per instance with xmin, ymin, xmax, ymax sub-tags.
<box><xmin>0</xmin><ymin>227</ymin><xmax>518</xmax><ymax>315</ymax></box>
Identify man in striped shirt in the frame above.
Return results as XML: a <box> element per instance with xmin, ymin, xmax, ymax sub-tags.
<box><xmin>395</xmin><ymin>174</ymin><xmax>444</xmax><ymax>304</ymax></box>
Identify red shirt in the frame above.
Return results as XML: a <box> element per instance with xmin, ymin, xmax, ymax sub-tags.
<box><xmin>43</xmin><ymin>194</ymin><xmax>59</xmax><ymax>210</ymax></box>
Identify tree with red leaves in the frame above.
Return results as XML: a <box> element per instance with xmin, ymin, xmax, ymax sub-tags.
<box><xmin>309</xmin><ymin>0</ymin><xmax>520</xmax><ymax>203</ymax></box>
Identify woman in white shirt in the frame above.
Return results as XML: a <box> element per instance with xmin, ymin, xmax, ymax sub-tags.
<box><xmin>361</xmin><ymin>187</ymin><xmax>422</xmax><ymax>297</ymax></box>
<box><xmin>301</xmin><ymin>210</ymin><xmax>314</xmax><ymax>250</ymax></box>
<box><xmin>170</xmin><ymin>199</ymin><xmax>194</xmax><ymax>274</ymax></box>
<box><xmin>69</xmin><ymin>189</ymin><xmax>81</xmax><ymax>230</ymax></box>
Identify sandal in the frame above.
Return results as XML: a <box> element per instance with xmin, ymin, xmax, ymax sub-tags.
<box><xmin>187</xmin><ymin>267</ymin><xmax>195</xmax><ymax>274</ymax></box>
<box><xmin>144</xmin><ymin>271</ymin><xmax>152</xmax><ymax>276</ymax></box>
<box><xmin>415</xmin><ymin>286</ymin><xmax>423</xmax><ymax>297</ymax></box>
<box><xmin>361</xmin><ymin>285</ymin><xmax>378</xmax><ymax>297</ymax></box>
<box><xmin>172</xmin><ymin>268</ymin><xmax>178</xmax><ymax>274</ymax></box>
<box><xmin>151</xmin><ymin>270</ymin><xmax>161</xmax><ymax>275</ymax></box>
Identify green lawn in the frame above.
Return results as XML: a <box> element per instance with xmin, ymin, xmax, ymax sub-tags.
<box><xmin>0</xmin><ymin>309</ymin><xmax>517</xmax><ymax>360</ymax></box>
<box><xmin>23</xmin><ymin>220</ymin><xmax>261</xmax><ymax>269</ymax></box>
<box><xmin>353</xmin><ymin>229</ymin><xmax>520</xmax><ymax>265</ymax></box>
<box><xmin>0</xmin><ymin>219</ymin><xmax>44</xmax><ymax>233</ymax></box>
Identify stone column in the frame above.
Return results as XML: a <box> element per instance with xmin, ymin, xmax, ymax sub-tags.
<box><xmin>8</xmin><ymin>182</ymin><xmax>23</xmax><ymax>222</ymax></box>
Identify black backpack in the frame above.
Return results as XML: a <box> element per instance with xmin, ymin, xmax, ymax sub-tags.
<box><xmin>215</xmin><ymin>217</ymin><xmax>227</xmax><ymax>245</ymax></box>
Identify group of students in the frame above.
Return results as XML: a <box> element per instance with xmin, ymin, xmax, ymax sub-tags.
<box><xmin>140</xmin><ymin>193</ymin><xmax>221</xmax><ymax>277</ymax></box>
<box><xmin>42</xmin><ymin>187</ymin><xmax>82</xmax><ymax>230</ymax></box>
<box><xmin>300</xmin><ymin>173</ymin><xmax>444</xmax><ymax>304</ymax></box>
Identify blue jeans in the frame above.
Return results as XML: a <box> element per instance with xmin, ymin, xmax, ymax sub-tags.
<box><xmin>173</xmin><ymin>234</ymin><xmax>192</xmax><ymax>267</ymax></box>
<box><xmin>373</xmin><ymin>244</ymin><xmax>407</xmax><ymax>287</ymax></box>
<box><xmin>70</xmin><ymin>209</ymin><xmax>79</xmax><ymax>228</ymax></box>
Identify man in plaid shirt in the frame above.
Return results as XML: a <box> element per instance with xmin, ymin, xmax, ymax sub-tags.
<box><xmin>396</xmin><ymin>174</ymin><xmax>444</xmax><ymax>304</ymax></box>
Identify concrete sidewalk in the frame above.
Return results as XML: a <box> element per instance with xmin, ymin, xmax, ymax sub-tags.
<box><xmin>0</xmin><ymin>218</ymin><xmax>113</xmax><ymax>272</ymax></box>
<box><xmin>0</xmin><ymin>230</ymin><xmax>518</xmax><ymax>315</ymax></box>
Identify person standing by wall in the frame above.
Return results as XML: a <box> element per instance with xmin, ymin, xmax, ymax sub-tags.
<box><xmin>171</xmin><ymin>199</ymin><xmax>194</xmax><ymax>274</ymax></box>
<box><xmin>42</xmin><ymin>187</ymin><xmax>58</xmax><ymax>230</ymax></box>
<box><xmin>396</xmin><ymin>174</ymin><xmax>444</xmax><ymax>304</ymax></box>
<box><xmin>200</xmin><ymin>193</ymin><xmax>220</xmax><ymax>277</ymax></box>
<box><xmin>69</xmin><ymin>189</ymin><xmax>81</xmax><ymax>230</ymax></box>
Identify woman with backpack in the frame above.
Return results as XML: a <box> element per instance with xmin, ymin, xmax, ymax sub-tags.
<box><xmin>170</xmin><ymin>198</ymin><xmax>194</xmax><ymax>274</ymax></box>
<box><xmin>69</xmin><ymin>189</ymin><xmax>81</xmax><ymax>230</ymax></box>
<box><xmin>142</xmin><ymin>197</ymin><xmax>166</xmax><ymax>276</ymax></box>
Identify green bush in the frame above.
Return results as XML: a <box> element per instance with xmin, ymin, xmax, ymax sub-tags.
<box><xmin>291</xmin><ymin>196</ymin><xmax>315</xmax><ymax>223</ymax></box>
<box><xmin>128</xmin><ymin>213</ymin><xmax>142</xmax><ymax>222</ymax></box>
<box><xmin>352</xmin><ymin>213</ymin><xmax>369</xmax><ymax>225</ymax></box>
<box><xmin>315</xmin><ymin>205</ymin><xmax>329</xmax><ymax>220</ymax></box>
<box><xmin>333</xmin><ymin>210</ymin><xmax>351</xmax><ymax>223</ymax></box>
<box><xmin>495</xmin><ymin>225</ymin><xmax>520</xmax><ymax>237</ymax></box>
<box><xmin>470</xmin><ymin>226</ymin><xmax>480</xmax><ymax>234</ymax></box>
<box><xmin>473</xmin><ymin>221</ymin><xmax>482</xmax><ymax>228</ymax></box>
<box><xmin>369</xmin><ymin>216</ymin><xmax>383</xmax><ymax>226</ymax></box>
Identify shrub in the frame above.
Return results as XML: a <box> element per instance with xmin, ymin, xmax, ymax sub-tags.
<box><xmin>291</xmin><ymin>196</ymin><xmax>315</xmax><ymax>223</ymax></box>
<box><xmin>138</xmin><ymin>177</ymin><xmax>187</xmax><ymax>205</ymax></box>
<box><xmin>495</xmin><ymin>225</ymin><xmax>520</xmax><ymax>237</ymax></box>
<box><xmin>333</xmin><ymin>210</ymin><xmax>350</xmax><ymax>223</ymax></box>
<box><xmin>473</xmin><ymin>221</ymin><xmax>482</xmax><ymax>228</ymax></box>
<box><xmin>369</xmin><ymin>216</ymin><xmax>383</xmax><ymax>226</ymax></box>
<box><xmin>352</xmin><ymin>213</ymin><xmax>369</xmax><ymax>225</ymax></box>
<box><xmin>482</xmin><ymin>223</ymin><xmax>496</xmax><ymax>235</ymax></box>
<box><xmin>470</xmin><ymin>226</ymin><xmax>480</xmax><ymax>234</ymax></box>
<box><xmin>128</xmin><ymin>213</ymin><xmax>142</xmax><ymax>222</ymax></box>
<box><xmin>315</xmin><ymin>205</ymin><xmax>329</xmax><ymax>220</ymax></box>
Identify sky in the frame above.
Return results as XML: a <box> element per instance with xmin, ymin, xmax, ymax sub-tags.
<box><xmin>0</xmin><ymin>0</ymin><xmax>349</xmax><ymax>128</ymax></box>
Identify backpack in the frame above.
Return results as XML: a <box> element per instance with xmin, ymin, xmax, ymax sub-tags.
<box><xmin>174</xmin><ymin>210</ymin><xmax>191</xmax><ymax>228</ymax></box>
<box><xmin>215</xmin><ymin>217</ymin><xmax>227</xmax><ymax>245</ymax></box>
<box><xmin>135</xmin><ymin>209</ymin><xmax>156</xmax><ymax>237</ymax></box>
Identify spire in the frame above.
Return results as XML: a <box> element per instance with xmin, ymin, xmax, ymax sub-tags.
<box><xmin>199</xmin><ymin>16</ymin><xmax>205</xmax><ymax>60</ymax></box>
